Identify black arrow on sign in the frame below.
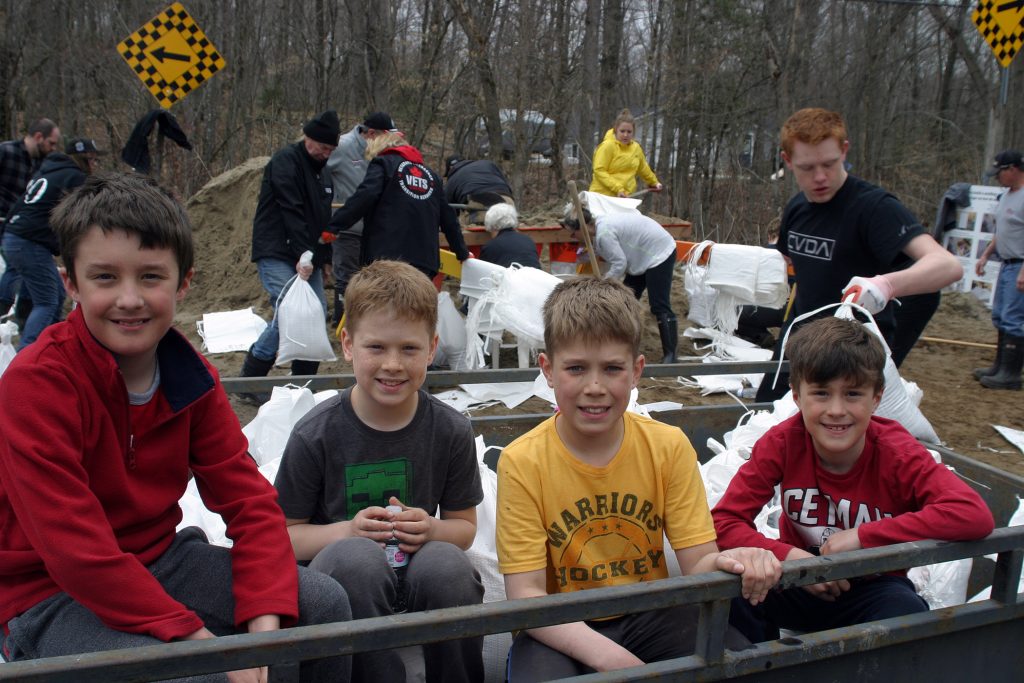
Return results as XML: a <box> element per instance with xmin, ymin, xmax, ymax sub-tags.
<box><xmin>149</xmin><ymin>46</ymin><xmax>191</xmax><ymax>63</ymax></box>
<box><xmin>996</xmin><ymin>0</ymin><xmax>1024</xmax><ymax>13</ymax></box>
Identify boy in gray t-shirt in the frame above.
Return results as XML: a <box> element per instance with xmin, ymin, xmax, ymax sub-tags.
<box><xmin>275</xmin><ymin>260</ymin><xmax>483</xmax><ymax>683</ymax></box>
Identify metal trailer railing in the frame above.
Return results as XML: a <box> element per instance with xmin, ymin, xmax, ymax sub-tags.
<box><xmin>1</xmin><ymin>529</ymin><xmax>1022</xmax><ymax>682</ymax></box>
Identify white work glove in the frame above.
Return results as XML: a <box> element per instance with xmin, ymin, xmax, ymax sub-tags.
<box><xmin>841</xmin><ymin>275</ymin><xmax>895</xmax><ymax>315</ymax></box>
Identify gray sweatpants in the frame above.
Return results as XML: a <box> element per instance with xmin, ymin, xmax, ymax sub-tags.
<box><xmin>310</xmin><ymin>537</ymin><xmax>484</xmax><ymax>683</ymax></box>
<box><xmin>3</xmin><ymin>527</ymin><xmax>353</xmax><ymax>682</ymax></box>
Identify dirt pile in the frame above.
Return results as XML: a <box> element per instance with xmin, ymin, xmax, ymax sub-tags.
<box><xmin>180</xmin><ymin>156</ymin><xmax>269</xmax><ymax>323</ymax></box>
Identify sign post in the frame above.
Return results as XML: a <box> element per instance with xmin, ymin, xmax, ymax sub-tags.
<box><xmin>117</xmin><ymin>3</ymin><xmax>226</xmax><ymax>108</ymax></box>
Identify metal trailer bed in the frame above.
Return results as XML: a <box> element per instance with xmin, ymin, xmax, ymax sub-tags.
<box><xmin>4</xmin><ymin>362</ymin><xmax>1022</xmax><ymax>682</ymax></box>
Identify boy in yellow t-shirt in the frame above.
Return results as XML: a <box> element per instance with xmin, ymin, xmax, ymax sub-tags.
<box><xmin>496</xmin><ymin>277</ymin><xmax>780</xmax><ymax>681</ymax></box>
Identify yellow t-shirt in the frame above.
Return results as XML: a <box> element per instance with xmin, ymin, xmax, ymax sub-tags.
<box><xmin>496</xmin><ymin>412</ymin><xmax>715</xmax><ymax>596</ymax></box>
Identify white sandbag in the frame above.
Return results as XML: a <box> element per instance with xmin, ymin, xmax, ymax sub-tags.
<box><xmin>196</xmin><ymin>308</ymin><xmax>268</xmax><ymax>353</ymax></box>
<box><xmin>437</xmin><ymin>292</ymin><xmax>469</xmax><ymax>371</ymax></box>
<box><xmin>493</xmin><ymin>265</ymin><xmax>561</xmax><ymax>348</ymax></box>
<box><xmin>686</xmin><ymin>242</ymin><xmax>788</xmax><ymax>336</ymax></box>
<box><xmin>466</xmin><ymin>437</ymin><xmax>513</xmax><ymax>682</ymax></box>
<box><xmin>909</xmin><ymin>558</ymin><xmax>974</xmax><ymax>609</ymax></box>
<box><xmin>579</xmin><ymin>191</ymin><xmax>642</xmax><ymax>216</ymax></box>
<box><xmin>241</xmin><ymin>386</ymin><xmax>335</xmax><ymax>466</ymax></box>
<box><xmin>683</xmin><ymin>265</ymin><xmax>717</xmax><ymax>328</ymax></box>
<box><xmin>0</xmin><ymin>321</ymin><xmax>17</xmax><ymax>379</ymax></box>
<box><xmin>177</xmin><ymin>477</ymin><xmax>230</xmax><ymax>547</ymax></box>
<box><xmin>275</xmin><ymin>275</ymin><xmax>336</xmax><ymax>365</ymax></box>
<box><xmin>701</xmin><ymin>449</ymin><xmax>750</xmax><ymax>509</ymax></box>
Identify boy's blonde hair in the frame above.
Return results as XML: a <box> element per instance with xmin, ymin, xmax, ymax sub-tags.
<box><xmin>780</xmin><ymin>108</ymin><xmax>847</xmax><ymax>156</ymax></box>
<box><xmin>787</xmin><ymin>317</ymin><xmax>885</xmax><ymax>393</ymax></box>
<box><xmin>543</xmin><ymin>277</ymin><xmax>643</xmax><ymax>358</ymax></box>
<box><xmin>343</xmin><ymin>260</ymin><xmax>438</xmax><ymax>335</ymax></box>
<box><xmin>51</xmin><ymin>172</ymin><xmax>194</xmax><ymax>286</ymax></box>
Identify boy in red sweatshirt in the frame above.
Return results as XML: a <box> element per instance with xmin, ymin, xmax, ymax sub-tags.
<box><xmin>0</xmin><ymin>172</ymin><xmax>351</xmax><ymax>681</ymax></box>
<box><xmin>713</xmin><ymin>316</ymin><xmax>994</xmax><ymax>642</ymax></box>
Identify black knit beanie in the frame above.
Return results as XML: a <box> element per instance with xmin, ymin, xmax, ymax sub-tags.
<box><xmin>303</xmin><ymin>110</ymin><xmax>341</xmax><ymax>145</ymax></box>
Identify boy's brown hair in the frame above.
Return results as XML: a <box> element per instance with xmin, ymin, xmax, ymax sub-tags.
<box><xmin>343</xmin><ymin>260</ymin><xmax>438</xmax><ymax>335</ymax></box>
<box><xmin>780</xmin><ymin>108</ymin><xmax>847</xmax><ymax>156</ymax></box>
<box><xmin>543</xmin><ymin>276</ymin><xmax>643</xmax><ymax>358</ymax></box>
<box><xmin>787</xmin><ymin>317</ymin><xmax>885</xmax><ymax>393</ymax></box>
<box><xmin>51</xmin><ymin>172</ymin><xmax>194</xmax><ymax>286</ymax></box>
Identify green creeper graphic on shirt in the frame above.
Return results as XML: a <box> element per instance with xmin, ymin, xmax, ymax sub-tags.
<box><xmin>345</xmin><ymin>459</ymin><xmax>410</xmax><ymax>516</ymax></box>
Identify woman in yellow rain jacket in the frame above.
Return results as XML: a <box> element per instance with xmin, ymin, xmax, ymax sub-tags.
<box><xmin>589</xmin><ymin>109</ymin><xmax>662</xmax><ymax>197</ymax></box>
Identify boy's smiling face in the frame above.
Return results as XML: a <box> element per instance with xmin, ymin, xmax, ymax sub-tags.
<box><xmin>792</xmin><ymin>376</ymin><xmax>882</xmax><ymax>474</ymax></box>
<box><xmin>342</xmin><ymin>309</ymin><xmax>437</xmax><ymax>429</ymax></box>
<box><xmin>62</xmin><ymin>226</ymin><xmax>191</xmax><ymax>380</ymax></box>
<box><xmin>539</xmin><ymin>339</ymin><xmax>644</xmax><ymax>459</ymax></box>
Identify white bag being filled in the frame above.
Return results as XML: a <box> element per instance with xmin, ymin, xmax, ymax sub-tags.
<box><xmin>275</xmin><ymin>274</ymin><xmax>336</xmax><ymax>366</ymax></box>
<box><xmin>436</xmin><ymin>291</ymin><xmax>469</xmax><ymax>371</ymax></box>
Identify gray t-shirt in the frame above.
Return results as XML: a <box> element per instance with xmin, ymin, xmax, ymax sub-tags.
<box><xmin>995</xmin><ymin>186</ymin><xmax>1024</xmax><ymax>261</ymax></box>
<box><xmin>275</xmin><ymin>388</ymin><xmax>483</xmax><ymax>524</ymax></box>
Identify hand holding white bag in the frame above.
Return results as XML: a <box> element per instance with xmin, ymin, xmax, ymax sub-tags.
<box><xmin>275</xmin><ymin>257</ymin><xmax>336</xmax><ymax>366</ymax></box>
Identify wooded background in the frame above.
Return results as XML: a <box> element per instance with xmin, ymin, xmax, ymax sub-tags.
<box><xmin>1</xmin><ymin>0</ymin><xmax>1020</xmax><ymax>243</ymax></box>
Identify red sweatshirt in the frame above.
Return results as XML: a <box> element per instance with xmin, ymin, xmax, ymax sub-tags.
<box><xmin>0</xmin><ymin>309</ymin><xmax>299</xmax><ymax>641</ymax></box>
<box><xmin>712</xmin><ymin>414</ymin><xmax>994</xmax><ymax>561</ymax></box>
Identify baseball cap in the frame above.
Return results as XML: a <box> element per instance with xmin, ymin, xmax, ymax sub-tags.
<box><xmin>65</xmin><ymin>138</ymin><xmax>107</xmax><ymax>155</ymax></box>
<box><xmin>985</xmin><ymin>149</ymin><xmax>1023</xmax><ymax>177</ymax></box>
<box><xmin>362</xmin><ymin>112</ymin><xmax>396</xmax><ymax>132</ymax></box>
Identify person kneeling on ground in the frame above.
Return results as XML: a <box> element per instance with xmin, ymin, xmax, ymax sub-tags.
<box><xmin>713</xmin><ymin>316</ymin><xmax>994</xmax><ymax>642</ymax></box>
<box><xmin>274</xmin><ymin>260</ymin><xmax>485</xmax><ymax>683</ymax></box>
<box><xmin>479</xmin><ymin>203</ymin><xmax>541</xmax><ymax>270</ymax></box>
<box><xmin>496</xmin><ymin>277</ymin><xmax>780</xmax><ymax>681</ymax></box>
<box><xmin>0</xmin><ymin>172</ymin><xmax>352</xmax><ymax>682</ymax></box>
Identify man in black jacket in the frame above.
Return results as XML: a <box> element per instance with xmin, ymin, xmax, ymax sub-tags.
<box><xmin>243</xmin><ymin>110</ymin><xmax>339</xmax><ymax>388</ymax></box>
<box><xmin>2</xmin><ymin>138</ymin><xmax>102</xmax><ymax>348</ymax></box>
<box><xmin>444</xmin><ymin>156</ymin><xmax>514</xmax><ymax>224</ymax></box>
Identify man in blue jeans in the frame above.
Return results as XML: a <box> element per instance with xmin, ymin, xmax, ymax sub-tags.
<box><xmin>242</xmin><ymin>111</ymin><xmax>339</xmax><ymax>396</ymax></box>
<box><xmin>974</xmin><ymin>149</ymin><xmax>1024</xmax><ymax>391</ymax></box>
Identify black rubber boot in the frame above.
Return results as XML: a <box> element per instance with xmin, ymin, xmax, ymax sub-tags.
<box><xmin>657</xmin><ymin>315</ymin><xmax>678</xmax><ymax>364</ymax></box>
<box><xmin>239</xmin><ymin>347</ymin><xmax>275</xmax><ymax>405</ymax></box>
<box><xmin>291</xmin><ymin>360</ymin><xmax>320</xmax><ymax>377</ymax></box>
<box><xmin>13</xmin><ymin>296</ymin><xmax>32</xmax><ymax>331</ymax></box>
<box><xmin>973</xmin><ymin>330</ymin><xmax>1004</xmax><ymax>380</ymax></box>
<box><xmin>980</xmin><ymin>334</ymin><xmax>1023</xmax><ymax>391</ymax></box>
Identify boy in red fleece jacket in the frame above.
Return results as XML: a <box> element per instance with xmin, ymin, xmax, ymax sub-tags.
<box><xmin>713</xmin><ymin>316</ymin><xmax>994</xmax><ymax>642</ymax></box>
<box><xmin>0</xmin><ymin>172</ymin><xmax>351</xmax><ymax>681</ymax></box>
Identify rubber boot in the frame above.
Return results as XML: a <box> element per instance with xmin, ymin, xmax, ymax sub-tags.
<box><xmin>13</xmin><ymin>296</ymin><xmax>32</xmax><ymax>331</ymax></box>
<box><xmin>239</xmin><ymin>347</ymin><xmax>275</xmax><ymax>405</ymax></box>
<box><xmin>973</xmin><ymin>330</ymin><xmax>1004</xmax><ymax>380</ymax></box>
<box><xmin>291</xmin><ymin>360</ymin><xmax>320</xmax><ymax>377</ymax></box>
<box><xmin>332</xmin><ymin>291</ymin><xmax>344</xmax><ymax>327</ymax></box>
<box><xmin>980</xmin><ymin>334</ymin><xmax>1023</xmax><ymax>391</ymax></box>
<box><xmin>657</xmin><ymin>315</ymin><xmax>678</xmax><ymax>364</ymax></box>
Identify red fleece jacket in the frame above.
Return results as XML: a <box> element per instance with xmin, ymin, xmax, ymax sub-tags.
<box><xmin>0</xmin><ymin>309</ymin><xmax>298</xmax><ymax>641</ymax></box>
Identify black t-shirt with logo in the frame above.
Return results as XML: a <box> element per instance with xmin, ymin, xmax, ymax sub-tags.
<box><xmin>778</xmin><ymin>175</ymin><xmax>924</xmax><ymax>342</ymax></box>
